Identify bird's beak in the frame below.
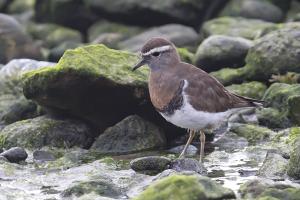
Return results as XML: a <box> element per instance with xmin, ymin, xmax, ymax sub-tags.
<box><xmin>132</xmin><ymin>58</ymin><xmax>146</xmax><ymax>71</ymax></box>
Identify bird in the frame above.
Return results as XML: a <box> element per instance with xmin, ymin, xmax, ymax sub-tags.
<box><xmin>132</xmin><ymin>37</ymin><xmax>264</xmax><ymax>163</ymax></box>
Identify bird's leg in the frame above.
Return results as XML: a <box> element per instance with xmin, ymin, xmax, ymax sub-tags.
<box><xmin>179</xmin><ymin>129</ymin><xmax>195</xmax><ymax>159</ymax></box>
<box><xmin>199</xmin><ymin>130</ymin><xmax>206</xmax><ymax>163</ymax></box>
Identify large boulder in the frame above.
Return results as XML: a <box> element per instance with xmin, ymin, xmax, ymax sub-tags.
<box><xmin>0</xmin><ymin>13</ymin><xmax>42</xmax><ymax>63</ymax></box>
<box><xmin>219</xmin><ymin>0</ymin><xmax>284</xmax><ymax>23</ymax></box>
<box><xmin>243</xmin><ymin>23</ymin><xmax>300</xmax><ymax>81</ymax></box>
<box><xmin>226</xmin><ymin>81</ymin><xmax>267</xmax><ymax>99</ymax></box>
<box><xmin>83</xmin><ymin>0</ymin><xmax>226</xmax><ymax>27</ymax></box>
<box><xmin>135</xmin><ymin>175</ymin><xmax>235</xmax><ymax>200</ymax></box>
<box><xmin>22</xmin><ymin>45</ymin><xmax>150</xmax><ymax>131</ymax></box>
<box><xmin>202</xmin><ymin>17</ymin><xmax>276</xmax><ymax>40</ymax></box>
<box><xmin>91</xmin><ymin>115</ymin><xmax>166</xmax><ymax>155</ymax></box>
<box><xmin>0</xmin><ymin>115</ymin><xmax>95</xmax><ymax>149</ymax></box>
<box><xmin>194</xmin><ymin>35</ymin><xmax>253</xmax><ymax>72</ymax></box>
<box><xmin>119</xmin><ymin>24</ymin><xmax>199</xmax><ymax>52</ymax></box>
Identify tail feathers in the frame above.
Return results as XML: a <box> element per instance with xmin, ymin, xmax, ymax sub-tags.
<box><xmin>233</xmin><ymin>93</ymin><xmax>266</xmax><ymax>107</ymax></box>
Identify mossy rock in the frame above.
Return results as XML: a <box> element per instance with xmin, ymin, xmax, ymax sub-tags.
<box><xmin>134</xmin><ymin>175</ymin><xmax>235</xmax><ymax>200</ymax></box>
<box><xmin>287</xmin><ymin>137</ymin><xmax>300</xmax><ymax>179</ymax></box>
<box><xmin>257</xmin><ymin>188</ymin><xmax>300</xmax><ymax>200</ymax></box>
<box><xmin>244</xmin><ymin>24</ymin><xmax>300</xmax><ymax>81</ymax></box>
<box><xmin>210</xmin><ymin>67</ymin><xmax>247</xmax><ymax>86</ymax></box>
<box><xmin>177</xmin><ymin>48</ymin><xmax>194</xmax><ymax>64</ymax></box>
<box><xmin>230</xmin><ymin>123</ymin><xmax>274</xmax><ymax>145</ymax></box>
<box><xmin>226</xmin><ymin>81</ymin><xmax>267</xmax><ymax>99</ymax></box>
<box><xmin>256</xmin><ymin>107</ymin><xmax>290</xmax><ymax>129</ymax></box>
<box><xmin>7</xmin><ymin>0</ymin><xmax>35</xmax><ymax>13</ymax></box>
<box><xmin>22</xmin><ymin>44</ymin><xmax>150</xmax><ymax>130</ymax></box>
<box><xmin>0</xmin><ymin>116</ymin><xmax>95</xmax><ymax>149</ymax></box>
<box><xmin>202</xmin><ymin>17</ymin><xmax>276</xmax><ymax>40</ymax></box>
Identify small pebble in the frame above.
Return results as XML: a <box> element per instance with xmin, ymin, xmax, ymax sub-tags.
<box><xmin>0</xmin><ymin>147</ymin><xmax>28</xmax><ymax>163</ymax></box>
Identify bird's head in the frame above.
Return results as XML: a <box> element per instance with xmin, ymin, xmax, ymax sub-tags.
<box><xmin>132</xmin><ymin>37</ymin><xmax>180</xmax><ymax>71</ymax></box>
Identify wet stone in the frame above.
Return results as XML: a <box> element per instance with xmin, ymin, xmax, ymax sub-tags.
<box><xmin>33</xmin><ymin>150</ymin><xmax>56</xmax><ymax>162</ymax></box>
<box><xmin>0</xmin><ymin>147</ymin><xmax>28</xmax><ymax>163</ymax></box>
<box><xmin>130</xmin><ymin>156</ymin><xmax>171</xmax><ymax>175</ymax></box>
<box><xmin>167</xmin><ymin>145</ymin><xmax>198</xmax><ymax>156</ymax></box>
<box><xmin>0</xmin><ymin>155</ymin><xmax>8</xmax><ymax>162</ymax></box>
<box><xmin>170</xmin><ymin>158</ymin><xmax>207</xmax><ymax>175</ymax></box>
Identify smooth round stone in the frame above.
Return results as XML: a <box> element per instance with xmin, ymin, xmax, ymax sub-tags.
<box><xmin>167</xmin><ymin>145</ymin><xmax>198</xmax><ymax>156</ymax></box>
<box><xmin>33</xmin><ymin>150</ymin><xmax>56</xmax><ymax>161</ymax></box>
<box><xmin>130</xmin><ymin>156</ymin><xmax>171</xmax><ymax>175</ymax></box>
<box><xmin>0</xmin><ymin>147</ymin><xmax>28</xmax><ymax>163</ymax></box>
<box><xmin>170</xmin><ymin>158</ymin><xmax>207</xmax><ymax>175</ymax></box>
<box><xmin>0</xmin><ymin>155</ymin><xmax>8</xmax><ymax>162</ymax></box>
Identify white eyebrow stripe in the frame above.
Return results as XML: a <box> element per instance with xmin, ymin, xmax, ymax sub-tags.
<box><xmin>142</xmin><ymin>45</ymin><xmax>171</xmax><ymax>56</ymax></box>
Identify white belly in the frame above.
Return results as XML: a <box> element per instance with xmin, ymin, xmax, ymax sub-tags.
<box><xmin>160</xmin><ymin>80</ymin><xmax>242</xmax><ymax>130</ymax></box>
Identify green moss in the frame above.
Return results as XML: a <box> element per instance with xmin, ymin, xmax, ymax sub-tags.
<box><xmin>287</xmin><ymin>127</ymin><xmax>300</xmax><ymax>145</ymax></box>
<box><xmin>258</xmin><ymin>188</ymin><xmax>300</xmax><ymax>200</ymax></box>
<box><xmin>210</xmin><ymin>67</ymin><xmax>247</xmax><ymax>86</ymax></box>
<box><xmin>134</xmin><ymin>175</ymin><xmax>235</xmax><ymax>200</ymax></box>
<box><xmin>287</xmin><ymin>137</ymin><xmax>300</xmax><ymax>179</ymax></box>
<box><xmin>226</xmin><ymin>81</ymin><xmax>267</xmax><ymax>99</ymax></box>
<box><xmin>230</xmin><ymin>124</ymin><xmax>273</xmax><ymax>145</ymax></box>
<box><xmin>177</xmin><ymin>48</ymin><xmax>194</xmax><ymax>63</ymax></box>
<box><xmin>0</xmin><ymin>134</ymin><xmax>7</xmax><ymax>148</ymax></box>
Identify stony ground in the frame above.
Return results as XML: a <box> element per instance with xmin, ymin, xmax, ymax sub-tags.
<box><xmin>0</xmin><ymin>0</ymin><xmax>300</xmax><ymax>199</ymax></box>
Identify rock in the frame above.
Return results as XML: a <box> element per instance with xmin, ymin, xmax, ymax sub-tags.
<box><xmin>210</xmin><ymin>67</ymin><xmax>247</xmax><ymax>86</ymax></box>
<box><xmin>239</xmin><ymin>179</ymin><xmax>295</xmax><ymax>199</ymax></box>
<box><xmin>61</xmin><ymin>178</ymin><xmax>123</xmax><ymax>198</ymax></box>
<box><xmin>256</xmin><ymin>107</ymin><xmax>291</xmax><ymax>129</ymax></box>
<box><xmin>34</xmin><ymin>0</ymin><xmax>98</xmax><ymax>32</ymax></box>
<box><xmin>229</xmin><ymin>123</ymin><xmax>274</xmax><ymax>145</ymax></box>
<box><xmin>202</xmin><ymin>17</ymin><xmax>276</xmax><ymax>40</ymax></box>
<box><xmin>22</xmin><ymin>44</ymin><xmax>155</xmax><ymax>132</ymax></box>
<box><xmin>0</xmin><ymin>147</ymin><xmax>27</xmax><ymax>163</ymax></box>
<box><xmin>119</xmin><ymin>24</ymin><xmax>199</xmax><ymax>52</ymax></box>
<box><xmin>0</xmin><ymin>13</ymin><xmax>42</xmax><ymax>63</ymax></box>
<box><xmin>48</xmin><ymin>41</ymin><xmax>83</xmax><ymax>62</ymax></box>
<box><xmin>130</xmin><ymin>156</ymin><xmax>171</xmax><ymax>175</ymax></box>
<box><xmin>170</xmin><ymin>158</ymin><xmax>207</xmax><ymax>174</ymax></box>
<box><xmin>7</xmin><ymin>0</ymin><xmax>35</xmax><ymax>14</ymax></box>
<box><xmin>263</xmin><ymin>83</ymin><xmax>300</xmax><ymax>125</ymax></box>
<box><xmin>84</xmin><ymin>0</ymin><xmax>224</xmax><ymax>27</ymax></box>
<box><xmin>91</xmin><ymin>115</ymin><xmax>166</xmax><ymax>154</ymax></box>
<box><xmin>257</xmin><ymin>188</ymin><xmax>300</xmax><ymax>200</ymax></box>
<box><xmin>167</xmin><ymin>145</ymin><xmax>198</xmax><ymax>156</ymax></box>
<box><xmin>27</xmin><ymin>23</ymin><xmax>83</xmax><ymax>48</ymax></box>
<box><xmin>213</xmin><ymin>131</ymin><xmax>248</xmax><ymax>152</ymax></box>
<box><xmin>33</xmin><ymin>150</ymin><xmax>55</xmax><ymax>161</ymax></box>
<box><xmin>0</xmin><ymin>115</ymin><xmax>95</xmax><ymax>149</ymax></box>
<box><xmin>135</xmin><ymin>175</ymin><xmax>235</xmax><ymax>200</ymax></box>
<box><xmin>270</xmin><ymin>72</ymin><xmax>300</xmax><ymax>84</ymax></box>
<box><xmin>194</xmin><ymin>35</ymin><xmax>253</xmax><ymax>72</ymax></box>
<box><xmin>226</xmin><ymin>81</ymin><xmax>267</xmax><ymax>99</ymax></box>
<box><xmin>220</xmin><ymin>0</ymin><xmax>284</xmax><ymax>23</ymax></box>
<box><xmin>177</xmin><ymin>48</ymin><xmax>194</xmax><ymax>64</ymax></box>
<box><xmin>243</xmin><ymin>23</ymin><xmax>300</xmax><ymax>82</ymax></box>
<box><xmin>287</xmin><ymin>137</ymin><xmax>300</xmax><ymax>179</ymax></box>
<box><xmin>257</xmin><ymin>151</ymin><xmax>288</xmax><ymax>180</ymax></box>
<box><xmin>0</xmin><ymin>59</ymin><xmax>55</xmax><ymax>125</ymax></box>
<box><xmin>0</xmin><ymin>155</ymin><xmax>8</xmax><ymax>162</ymax></box>
<box><xmin>87</xmin><ymin>20</ymin><xmax>142</xmax><ymax>44</ymax></box>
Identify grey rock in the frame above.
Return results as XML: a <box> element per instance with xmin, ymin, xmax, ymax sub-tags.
<box><xmin>119</xmin><ymin>24</ymin><xmax>199</xmax><ymax>52</ymax></box>
<box><xmin>0</xmin><ymin>147</ymin><xmax>27</xmax><ymax>163</ymax></box>
<box><xmin>194</xmin><ymin>35</ymin><xmax>253</xmax><ymax>72</ymax></box>
<box><xmin>91</xmin><ymin>115</ymin><xmax>166</xmax><ymax>155</ymax></box>
<box><xmin>0</xmin><ymin>115</ymin><xmax>95</xmax><ymax>149</ymax></box>
<box><xmin>257</xmin><ymin>151</ymin><xmax>288</xmax><ymax>180</ymax></box>
<box><xmin>220</xmin><ymin>0</ymin><xmax>284</xmax><ymax>23</ymax></box>
<box><xmin>202</xmin><ymin>17</ymin><xmax>276</xmax><ymax>40</ymax></box>
<box><xmin>33</xmin><ymin>150</ymin><xmax>55</xmax><ymax>161</ymax></box>
<box><xmin>167</xmin><ymin>145</ymin><xmax>198</xmax><ymax>156</ymax></box>
<box><xmin>214</xmin><ymin>132</ymin><xmax>248</xmax><ymax>152</ymax></box>
<box><xmin>170</xmin><ymin>158</ymin><xmax>207</xmax><ymax>174</ymax></box>
<box><xmin>130</xmin><ymin>156</ymin><xmax>171</xmax><ymax>175</ymax></box>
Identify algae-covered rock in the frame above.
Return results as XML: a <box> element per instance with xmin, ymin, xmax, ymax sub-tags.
<box><xmin>194</xmin><ymin>35</ymin><xmax>253</xmax><ymax>72</ymax></box>
<box><xmin>48</xmin><ymin>41</ymin><xmax>83</xmax><ymax>62</ymax></box>
<box><xmin>130</xmin><ymin>156</ymin><xmax>171</xmax><ymax>175</ymax></box>
<box><xmin>22</xmin><ymin>44</ymin><xmax>150</xmax><ymax>131</ymax></box>
<box><xmin>0</xmin><ymin>115</ymin><xmax>95</xmax><ymax>149</ymax></box>
<box><xmin>210</xmin><ymin>67</ymin><xmax>247</xmax><ymax>86</ymax></box>
<box><xmin>226</xmin><ymin>81</ymin><xmax>267</xmax><ymax>99</ymax></box>
<box><xmin>177</xmin><ymin>48</ymin><xmax>194</xmax><ymax>64</ymax></box>
<box><xmin>134</xmin><ymin>175</ymin><xmax>235</xmax><ymax>200</ymax></box>
<box><xmin>7</xmin><ymin>0</ymin><xmax>35</xmax><ymax>14</ymax></box>
<box><xmin>287</xmin><ymin>137</ymin><xmax>300</xmax><ymax>179</ymax></box>
<box><xmin>229</xmin><ymin>123</ymin><xmax>274</xmax><ymax>145</ymax></box>
<box><xmin>244</xmin><ymin>24</ymin><xmax>300</xmax><ymax>81</ymax></box>
<box><xmin>219</xmin><ymin>0</ymin><xmax>284</xmax><ymax>23</ymax></box>
<box><xmin>256</xmin><ymin>108</ymin><xmax>290</xmax><ymax>129</ymax></box>
<box><xmin>263</xmin><ymin>83</ymin><xmax>300</xmax><ymax>125</ymax></box>
<box><xmin>202</xmin><ymin>17</ymin><xmax>276</xmax><ymax>40</ymax></box>
<box><xmin>257</xmin><ymin>188</ymin><xmax>300</xmax><ymax>200</ymax></box>
<box><xmin>91</xmin><ymin>115</ymin><xmax>166</xmax><ymax>155</ymax></box>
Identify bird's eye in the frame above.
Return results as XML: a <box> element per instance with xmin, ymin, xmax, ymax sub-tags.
<box><xmin>152</xmin><ymin>52</ymin><xmax>160</xmax><ymax>57</ymax></box>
